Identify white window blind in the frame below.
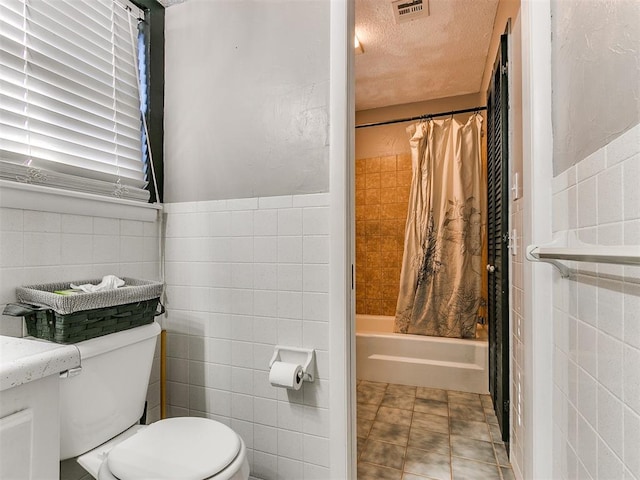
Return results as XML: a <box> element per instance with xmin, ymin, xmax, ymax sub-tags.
<box><xmin>0</xmin><ymin>0</ymin><xmax>150</xmax><ymax>202</ymax></box>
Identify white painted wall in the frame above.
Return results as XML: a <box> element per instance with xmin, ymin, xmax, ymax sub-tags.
<box><xmin>163</xmin><ymin>0</ymin><xmax>330</xmax><ymax>203</ymax></box>
<box><xmin>551</xmin><ymin>0</ymin><xmax>640</xmax><ymax>174</ymax></box>
<box><xmin>354</xmin><ymin>93</ymin><xmax>482</xmax><ymax>159</ymax></box>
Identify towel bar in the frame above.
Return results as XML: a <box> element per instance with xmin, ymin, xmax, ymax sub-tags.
<box><xmin>526</xmin><ymin>231</ymin><xmax>640</xmax><ymax>278</ymax></box>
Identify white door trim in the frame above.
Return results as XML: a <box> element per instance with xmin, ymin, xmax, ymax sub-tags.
<box><xmin>520</xmin><ymin>1</ymin><xmax>554</xmax><ymax>478</ymax></box>
<box><xmin>329</xmin><ymin>0</ymin><xmax>355</xmax><ymax>478</ymax></box>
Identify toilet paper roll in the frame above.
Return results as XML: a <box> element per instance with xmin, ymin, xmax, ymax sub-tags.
<box><xmin>269</xmin><ymin>361</ymin><xmax>304</xmax><ymax>390</ymax></box>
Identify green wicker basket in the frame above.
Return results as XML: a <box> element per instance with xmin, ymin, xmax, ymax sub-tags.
<box><xmin>22</xmin><ymin>298</ymin><xmax>161</xmax><ymax>344</ymax></box>
<box><xmin>3</xmin><ymin>277</ymin><xmax>164</xmax><ymax>344</ymax></box>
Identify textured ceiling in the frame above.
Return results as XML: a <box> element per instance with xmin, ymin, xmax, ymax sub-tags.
<box><xmin>355</xmin><ymin>0</ymin><xmax>499</xmax><ymax>111</ymax></box>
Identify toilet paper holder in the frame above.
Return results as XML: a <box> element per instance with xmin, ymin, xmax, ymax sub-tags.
<box><xmin>269</xmin><ymin>346</ymin><xmax>316</xmax><ymax>382</ymax></box>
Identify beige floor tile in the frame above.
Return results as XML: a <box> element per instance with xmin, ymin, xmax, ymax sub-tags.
<box><xmin>501</xmin><ymin>466</ymin><xmax>516</xmax><ymax>480</ymax></box>
<box><xmin>357</xmin><ymin>383</ymin><xmax>508</xmax><ymax>480</ymax></box>
<box><xmin>403</xmin><ymin>448</ymin><xmax>451</xmax><ymax>480</ymax></box>
<box><xmin>361</xmin><ymin>438</ymin><xmax>407</xmax><ymax>470</ymax></box>
<box><xmin>450</xmin><ymin>434</ymin><xmax>497</xmax><ymax>464</ymax></box>
<box><xmin>489</xmin><ymin>422</ymin><xmax>505</xmax><ymax>444</ymax></box>
<box><xmin>357</xmin><ymin>461</ymin><xmax>403</xmax><ymax>480</ymax></box>
<box><xmin>369</xmin><ymin>420</ymin><xmax>411</xmax><ymax>446</ymax></box>
<box><xmin>382</xmin><ymin>393</ymin><xmax>416</xmax><ymax>411</ymax></box>
<box><xmin>358</xmin><ymin>403</ymin><xmax>380</xmax><ymax>421</ymax></box>
<box><xmin>449</xmin><ymin>402</ymin><xmax>487</xmax><ymax>422</ymax></box>
<box><xmin>387</xmin><ymin>383</ymin><xmax>417</xmax><ymax>396</ymax></box>
<box><xmin>376</xmin><ymin>405</ymin><xmax>414</xmax><ymax>426</ymax></box>
<box><xmin>358</xmin><ymin>436</ymin><xmax>367</xmax><ymax>459</ymax></box>
<box><xmin>411</xmin><ymin>411</ymin><xmax>449</xmax><ymax>434</ymax></box>
<box><xmin>358</xmin><ymin>418</ymin><xmax>373</xmax><ymax>438</ymax></box>
<box><xmin>402</xmin><ymin>473</ymin><xmax>440</xmax><ymax>480</ymax></box>
<box><xmin>359</xmin><ymin>380</ymin><xmax>388</xmax><ymax>391</ymax></box>
<box><xmin>358</xmin><ymin>387</ymin><xmax>386</xmax><ymax>405</ymax></box>
<box><xmin>480</xmin><ymin>394</ymin><xmax>493</xmax><ymax>408</ymax></box>
<box><xmin>448</xmin><ymin>390</ymin><xmax>482</xmax><ymax>405</ymax></box>
<box><xmin>416</xmin><ymin>387</ymin><xmax>448</xmax><ymax>402</ymax></box>
<box><xmin>414</xmin><ymin>398</ymin><xmax>449</xmax><ymax>417</ymax></box>
<box><xmin>450</xmin><ymin>418</ymin><xmax>492</xmax><ymax>442</ymax></box>
<box><xmin>494</xmin><ymin>442</ymin><xmax>510</xmax><ymax>466</ymax></box>
<box><xmin>485</xmin><ymin>408</ymin><xmax>500</xmax><ymax>424</ymax></box>
<box><xmin>408</xmin><ymin>428</ymin><xmax>450</xmax><ymax>455</ymax></box>
<box><xmin>451</xmin><ymin>457</ymin><xmax>502</xmax><ymax>480</ymax></box>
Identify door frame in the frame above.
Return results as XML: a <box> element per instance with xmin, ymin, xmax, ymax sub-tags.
<box><xmin>328</xmin><ymin>0</ymin><xmax>356</xmax><ymax>479</ymax></box>
<box><xmin>520</xmin><ymin>1</ymin><xmax>554</xmax><ymax>478</ymax></box>
<box><xmin>328</xmin><ymin>1</ymin><xmax>555</xmax><ymax>478</ymax></box>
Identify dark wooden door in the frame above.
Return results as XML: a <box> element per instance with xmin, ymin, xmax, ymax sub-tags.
<box><xmin>487</xmin><ymin>33</ymin><xmax>510</xmax><ymax>446</ymax></box>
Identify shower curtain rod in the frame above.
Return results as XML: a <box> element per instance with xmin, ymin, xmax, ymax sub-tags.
<box><xmin>355</xmin><ymin>106</ymin><xmax>487</xmax><ymax>129</ymax></box>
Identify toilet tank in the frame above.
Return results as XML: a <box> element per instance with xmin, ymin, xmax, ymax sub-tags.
<box><xmin>59</xmin><ymin>321</ymin><xmax>161</xmax><ymax>460</ymax></box>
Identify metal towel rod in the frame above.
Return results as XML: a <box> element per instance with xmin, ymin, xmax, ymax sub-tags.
<box><xmin>526</xmin><ymin>231</ymin><xmax>640</xmax><ymax>278</ymax></box>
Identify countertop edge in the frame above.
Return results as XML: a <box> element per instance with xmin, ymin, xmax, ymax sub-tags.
<box><xmin>0</xmin><ymin>337</ymin><xmax>81</xmax><ymax>392</ymax></box>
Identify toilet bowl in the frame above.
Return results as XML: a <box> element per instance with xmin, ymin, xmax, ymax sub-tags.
<box><xmin>79</xmin><ymin>417</ymin><xmax>249</xmax><ymax>480</ymax></box>
<box><xmin>58</xmin><ymin>322</ymin><xmax>249</xmax><ymax>480</ymax></box>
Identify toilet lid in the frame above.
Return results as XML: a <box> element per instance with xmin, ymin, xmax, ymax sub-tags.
<box><xmin>107</xmin><ymin>417</ymin><xmax>241</xmax><ymax>480</ymax></box>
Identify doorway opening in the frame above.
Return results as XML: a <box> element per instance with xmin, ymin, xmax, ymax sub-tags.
<box><xmin>352</xmin><ymin>1</ymin><xmax>517</xmax><ymax>478</ymax></box>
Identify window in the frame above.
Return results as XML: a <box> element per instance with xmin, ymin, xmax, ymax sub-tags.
<box><xmin>0</xmin><ymin>0</ymin><xmax>152</xmax><ymax>202</ymax></box>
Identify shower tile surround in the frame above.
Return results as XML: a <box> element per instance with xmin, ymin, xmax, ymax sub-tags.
<box><xmin>356</xmin><ymin>380</ymin><xmax>514</xmax><ymax>480</ymax></box>
<box><xmin>355</xmin><ymin>154</ymin><xmax>412</xmax><ymax>316</ymax></box>
<box><xmin>550</xmin><ymin>124</ymin><xmax>640</xmax><ymax>479</ymax></box>
<box><xmin>163</xmin><ymin>193</ymin><xmax>331</xmax><ymax>479</ymax></box>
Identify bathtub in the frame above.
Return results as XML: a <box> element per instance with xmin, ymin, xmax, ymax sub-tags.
<box><xmin>356</xmin><ymin>314</ymin><xmax>489</xmax><ymax>394</ymax></box>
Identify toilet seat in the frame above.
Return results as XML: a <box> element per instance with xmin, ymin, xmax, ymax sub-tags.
<box><xmin>95</xmin><ymin>418</ymin><xmax>248</xmax><ymax>480</ymax></box>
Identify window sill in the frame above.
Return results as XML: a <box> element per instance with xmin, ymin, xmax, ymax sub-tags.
<box><xmin>0</xmin><ymin>180</ymin><xmax>162</xmax><ymax>222</ymax></box>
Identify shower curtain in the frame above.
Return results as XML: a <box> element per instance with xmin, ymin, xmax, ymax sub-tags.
<box><xmin>394</xmin><ymin>114</ymin><xmax>484</xmax><ymax>339</ymax></box>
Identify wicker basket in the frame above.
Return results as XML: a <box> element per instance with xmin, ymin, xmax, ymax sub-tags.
<box><xmin>22</xmin><ymin>298</ymin><xmax>161</xmax><ymax>344</ymax></box>
<box><xmin>5</xmin><ymin>278</ymin><xmax>164</xmax><ymax>344</ymax></box>
<box><xmin>16</xmin><ymin>277</ymin><xmax>163</xmax><ymax>315</ymax></box>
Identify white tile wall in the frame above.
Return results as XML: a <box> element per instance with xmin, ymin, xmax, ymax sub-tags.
<box><xmin>0</xmin><ymin>207</ymin><xmax>162</xmax><ymax>423</ymax></box>
<box><xmin>551</xmin><ymin>123</ymin><xmax>640</xmax><ymax>480</ymax></box>
<box><xmin>510</xmin><ymin>193</ymin><xmax>526</xmax><ymax>477</ymax></box>
<box><xmin>163</xmin><ymin>193</ymin><xmax>331</xmax><ymax>480</ymax></box>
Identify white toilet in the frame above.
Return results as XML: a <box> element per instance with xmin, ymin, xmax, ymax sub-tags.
<box><xmin>59</xmin><ymin>321</ymin><xmax>249</xmax><ymax>480</ymax></box>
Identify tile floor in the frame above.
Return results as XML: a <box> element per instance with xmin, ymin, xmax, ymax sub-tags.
<box><xmin>357</xmin><ymin>380</ymin><xmax>515</xmax><ymax>480</ymax></box>
<box><xmin>60</xmin><ymin>457</ymin><xmax>92</xmax><ymax>480</ymax></box>
<box><xmin>62</xmin><ymin>380</ymin><xmax>512</xmax><ymax>480</ymax></box>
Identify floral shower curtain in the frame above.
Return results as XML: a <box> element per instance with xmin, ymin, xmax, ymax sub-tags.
<box><xmin>394</xmin><ymin>115</ymin><xmax>484</xmax><ymax>339</ymax></box>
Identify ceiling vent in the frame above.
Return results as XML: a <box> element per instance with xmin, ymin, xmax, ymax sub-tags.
<box><xmin>391</xmin><ymin>0</ymin><xmax>429</xmax><ymax>24</ymax></box>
